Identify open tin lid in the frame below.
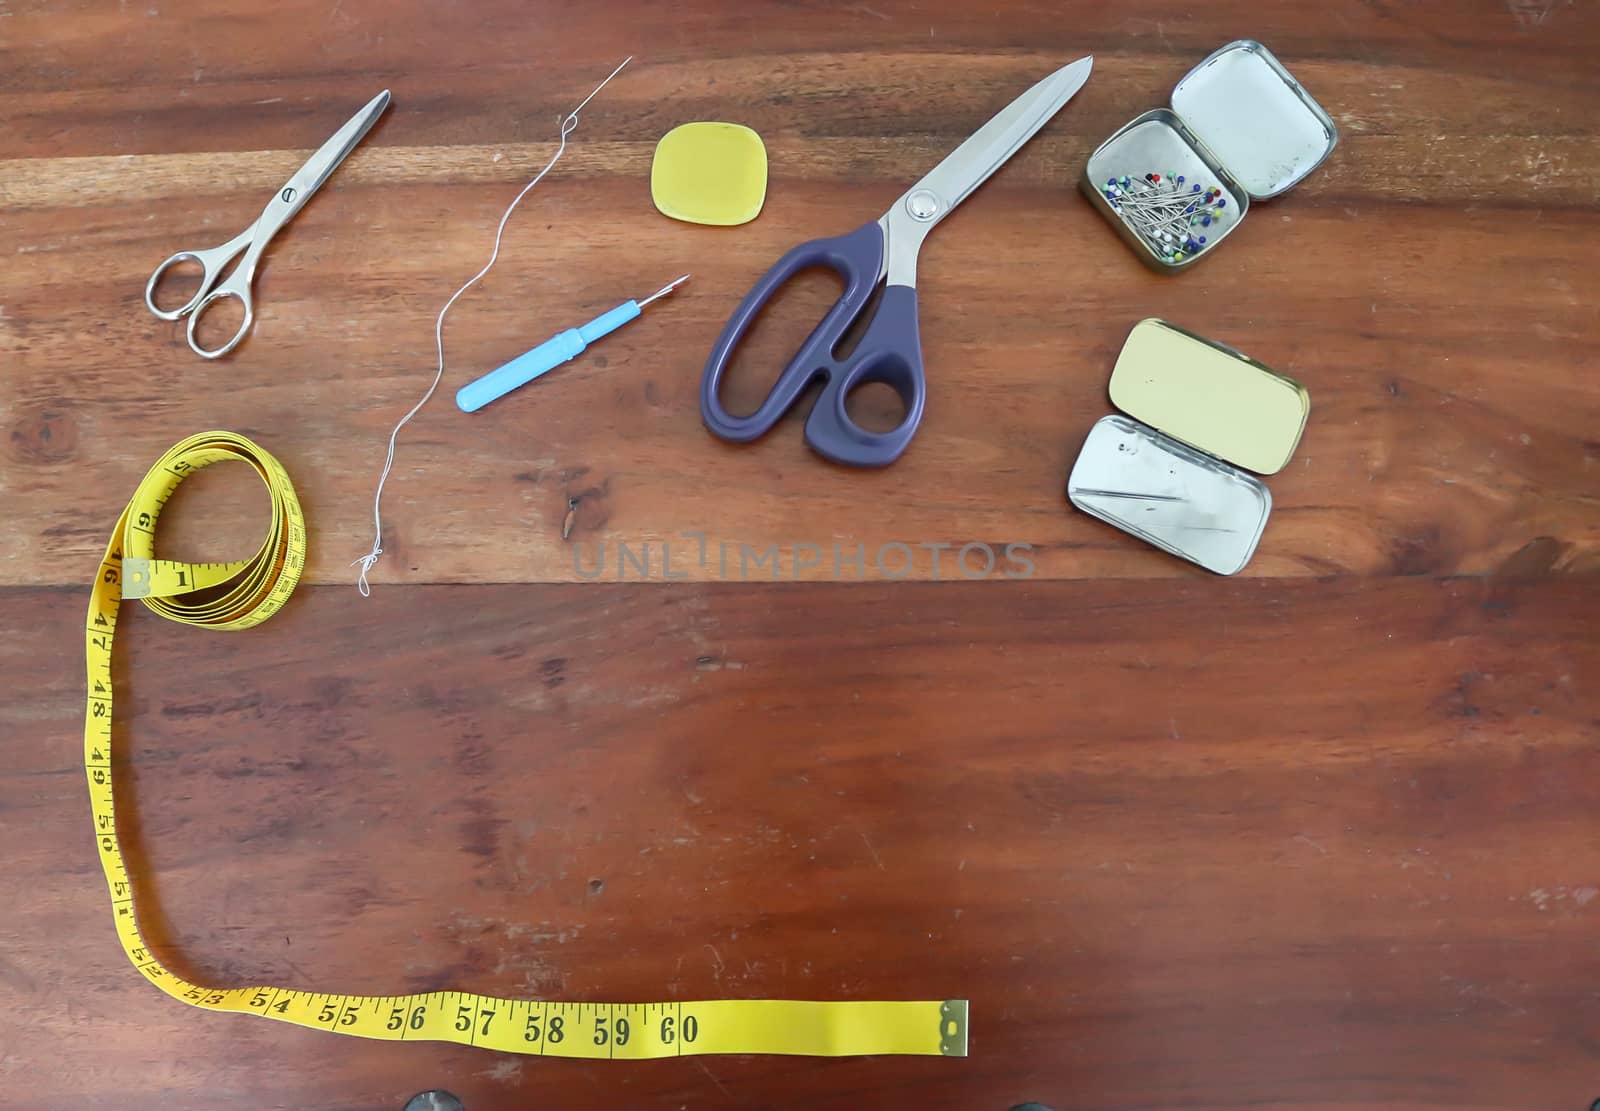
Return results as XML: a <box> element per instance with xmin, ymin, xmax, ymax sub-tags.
<box><xmin>1109</xmin><ymin>319</ymin><xmax>1309</xmax><ymax>475</ymax></box>
<box><xmin>1171</xmin><ymin>40</ymin><xmax>1337</xmax><ymax>199</ymax></box>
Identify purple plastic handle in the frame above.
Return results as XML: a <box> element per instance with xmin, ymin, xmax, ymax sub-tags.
<box><xmin>700</xmin><ymin>220</ymin><xmax>927</xmax><ymax>468</ymax></box>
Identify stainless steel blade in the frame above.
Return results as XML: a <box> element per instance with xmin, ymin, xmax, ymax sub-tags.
<box><xmin>901</xmin><ymin>57</ymin><xmax>1091</xmax><ymax>222</ymax></box>
<box><xmin>270</xmin><ymin>90</ymin><xmax>392</xmax><ymax>230</ymax></box>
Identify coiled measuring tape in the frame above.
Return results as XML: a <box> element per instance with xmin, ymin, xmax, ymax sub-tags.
<box><xmin>84</xmin><ymin>432</ymin><xmax>968</xmax><ymax>1059</ymax></box>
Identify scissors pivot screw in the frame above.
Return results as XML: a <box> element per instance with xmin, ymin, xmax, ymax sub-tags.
<box><xmin>906</xmin><ymin>189</ymin><xmax>940</xmax><ymax>221</ymax></box>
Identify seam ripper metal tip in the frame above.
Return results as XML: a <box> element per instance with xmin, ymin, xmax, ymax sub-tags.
<box><xmin>455</xmin><ymin>273</ymin><xmax>690</xmax><ymax>412</ymax></box>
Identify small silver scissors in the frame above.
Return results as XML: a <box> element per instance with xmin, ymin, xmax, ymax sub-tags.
<box><xmin>145</xmin><ymin>89</ymin><xmax>391</xmax><ymax>359</ymax></box>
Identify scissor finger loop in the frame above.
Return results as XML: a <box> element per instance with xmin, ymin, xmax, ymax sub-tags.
<box><xmin>185</xmin><ymin>284</ymin><xmax>256</xmax><ymax>361</ymax></box>
<box><xmin>802</xmin><ymin>284</ymin><xmax>927</xmax><ymax>466</ymax></box>
<box><xmin>144</xmin><ymin>251</ymin><xmax>209</xmax><ymax>321</ymax></box>
<box><xmin>700</xmin><ymin>221</ymin><xmax>887</xmax><ymax>440</ymax></box>
<box><xmin>143</xmin><ymin>230</ymin><xmax>250</xmax><ymax>322</ymax></box>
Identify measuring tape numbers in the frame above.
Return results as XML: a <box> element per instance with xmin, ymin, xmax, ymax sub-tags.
<box><xmin>83</xmin><ymin>432</ymin><xmax>968</xmax><ymax>1059</ymax></box>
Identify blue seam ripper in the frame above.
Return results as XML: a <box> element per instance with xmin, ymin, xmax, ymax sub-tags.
<box><xmin>456</xmin><ymin>273</ymin><xmax>690</xmax><ymax>412</ymax></box>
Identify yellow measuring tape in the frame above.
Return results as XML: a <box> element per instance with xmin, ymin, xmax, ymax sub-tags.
<box><xmin>84</xmin><ymin>432</ymin><xmax>967</xmax><ymax>1059</ymax></box>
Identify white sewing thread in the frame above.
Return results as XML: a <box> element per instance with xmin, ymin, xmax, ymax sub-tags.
<box><xmin>353</xmin><ymin>56</ymin><xmax>633</xmax><ymax>596</ymax></box>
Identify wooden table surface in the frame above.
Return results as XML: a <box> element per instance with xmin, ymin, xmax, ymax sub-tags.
<box><xmin>3</xmin><ymin>2</ymin><xmax>1597</xmax><ymax>1109</ymax></box>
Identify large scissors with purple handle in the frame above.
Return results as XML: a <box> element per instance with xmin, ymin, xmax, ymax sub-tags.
<box><xmin>701</xmin><ymin>56</ymin><xmax>1093</xmax><ymax>467</ymax></box>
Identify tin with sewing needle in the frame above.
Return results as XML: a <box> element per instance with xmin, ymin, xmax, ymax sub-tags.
<box><xmin>1067</xmin><ymin>319</ymin><xmax>1310</xmax><ymax>575</ymax></box>
<box><xmin>1081</xmin><ymin>40</ymin><xmax>1337</xmax><ymax>270</ymax></box>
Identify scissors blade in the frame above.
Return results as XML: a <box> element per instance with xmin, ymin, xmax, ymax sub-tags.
<box><xmin>271</xmin><ymin>89</ymin><xmax>391</xmax><ymax>226</ymax></box>
<box><xmin>902</xmin><ymin>56</ymin><xmax>1092</xmax><ymax>219</ymax></box>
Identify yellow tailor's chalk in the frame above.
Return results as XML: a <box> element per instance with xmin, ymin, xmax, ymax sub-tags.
<box><xmin>651</xmin><ymin>122</ymin><xmax>768</xmax><ymax>226</ymax></box>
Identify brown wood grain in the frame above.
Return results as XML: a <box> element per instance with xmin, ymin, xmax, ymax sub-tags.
<box><xmin>3</xmin><ymin>1</ymin><xmax>1599</xmax><ymax>1109</ymax></box>
<box><xmin>4</xmin><ymin>1</ymin><xmax>1597</xmax><ymax>587</ymax></box>
<box><xmin>4</xmin><ymin>578</ymin><xmax>1599</xmax><ymax>1109</ymax></box>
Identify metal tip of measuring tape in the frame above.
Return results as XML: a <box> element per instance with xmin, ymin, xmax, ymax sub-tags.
<box><xmin>121</xmin><ymin>557</ymin><xmax>155</xmax><ymax>599</ymax></box>
<box><xmin>939</xmin><ymin>999</ymin><xmax>969</xmax><ymax>1056</ymax></box>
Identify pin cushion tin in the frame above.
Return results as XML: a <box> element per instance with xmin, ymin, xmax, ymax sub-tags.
<box><xmin>1081</xmin><ymin>40</ymin><xmax>1337</xmax><ymax>270</ymax></box>
<box><xmin>1067</xmin><ymin>319</ymin><xmax>1310</xmax><ymax>575</ymax></box>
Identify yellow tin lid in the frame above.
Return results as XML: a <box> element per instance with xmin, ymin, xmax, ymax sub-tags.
<box><xmin>651</xmin><ymin>122</ymin><xmax>768</xmax><ymax>227</ymax></box>
<box><xmin>1108</xmin><ymin>318</ymin><xmax>1309</xmax><ymax>475</ymax></box>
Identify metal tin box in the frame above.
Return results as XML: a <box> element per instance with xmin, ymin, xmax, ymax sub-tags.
<box><xmin>1081</xmin><ymin>40</ymin><xmax>1337</xmax><ymax>271</ymax></box>
<box><xmin>1067</xmin><ymin>319</ymin><xmax>1310</xmax><ymax>575</ymax></box>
